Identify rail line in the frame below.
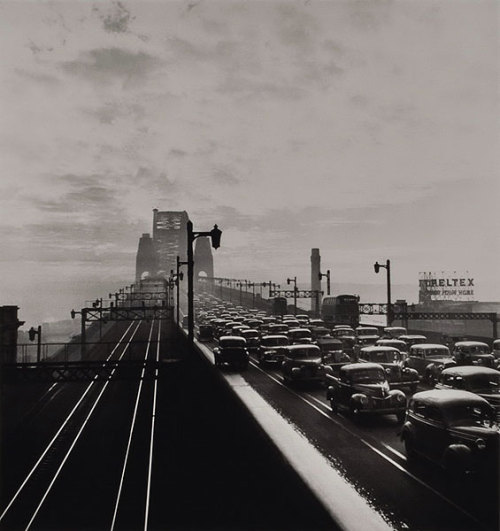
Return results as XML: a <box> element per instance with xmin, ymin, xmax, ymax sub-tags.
<box><xmin>0</xmin><ymin>321</ymin><xmax>143</xmax><ymax>528</ymax></box>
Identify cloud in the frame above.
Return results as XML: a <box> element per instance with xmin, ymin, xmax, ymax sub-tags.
<box><xmin>61</xmin><ymin>47</ymin><xmax>164</xmax><ymax>87</ymax></box>
<box><xmin>99</xmin><ymin>2</ymin><xmax>134</xmax><ymax>34</ymax></box>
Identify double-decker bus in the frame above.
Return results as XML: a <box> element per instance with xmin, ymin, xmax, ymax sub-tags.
<box><xmin>321</xmin><ymin>295</ymin><xmax>360</xmax><ymax>327</ymax></box>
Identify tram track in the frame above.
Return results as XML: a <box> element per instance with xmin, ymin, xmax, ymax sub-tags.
<box><xmin>0</xmin><ymin>320</ymin><xmax>146</xmax><ymax>530</ymax></box>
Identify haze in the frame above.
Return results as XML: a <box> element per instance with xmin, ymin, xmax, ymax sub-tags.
<box><xmin>0</xmin><ymin>0</ymin><xmax>498</xmax><ymax>324</ymax></box>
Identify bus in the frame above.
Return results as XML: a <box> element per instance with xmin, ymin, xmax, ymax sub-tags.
<box><xmin>272</xmin><ymin>297</ymin><xmax>288</xmax><ymax>316</ymax></box>
<box><xmin>321</xmin><ymin>295</ymin><xmax>360</xmax><ymax>327</ymax></box>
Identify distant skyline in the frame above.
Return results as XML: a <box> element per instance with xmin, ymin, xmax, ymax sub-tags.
<box><xmin>1</xmin><ymin>0</ymin><xmax>498</xmax><ymax>324</ymax></box>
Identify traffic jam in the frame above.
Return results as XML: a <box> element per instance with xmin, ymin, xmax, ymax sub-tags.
<box><xmin>192</xmin><ymin>293</ymin><xmax>499</xmax><ymax>530</ymax></box>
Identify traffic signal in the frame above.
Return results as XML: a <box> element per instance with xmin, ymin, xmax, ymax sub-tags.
<box><xmin>28</xmin><ymin>327</ymin><xmax>37</xmax><ymax>341</ymax></box>
<box><xmin>374</xmin><ymin>262</ymin><xmax>380</xmax><ymax>274</ymax></box>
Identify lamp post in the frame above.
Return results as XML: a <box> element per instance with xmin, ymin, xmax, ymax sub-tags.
<box><xmin>174</xmin><ymin>255</ymin><xmax>187</xmax><ymax>326</ymax></box>
<box><xmin>70</xmin><ymin>308</ymin><xmax>87</xmax><ymax>359</ymax></box>
<box><xmin>247</xmin><ymin>282</ymin><xmax>256</xmax><ymax>307</ymax></box>
<box><xmin>92</xmin><ymin>298</ymin><xmax>103</xmax><ymax>338</ymax></box>
<box><xmin>187</xmin><ymin>221</ymin><xmax>222</xmax><ymax>343</ymax></box>
<box><xmin>374</xmin><ymin>259</ymin><xmax>392</xmax><ymax>325</ymax></box>
<box><xmin>287</xmin><ymin>277</ymin><xmax>298</xmax><ymax>315</ymax></box>
<box><xmin>236</xmin><ymin>281</ymin><xmax>243</xmax><ymax>305</ymax></box>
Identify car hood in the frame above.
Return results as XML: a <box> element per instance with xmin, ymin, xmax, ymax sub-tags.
<box><xmin>353</xmin><ymin>382</ymin><xmax>391</xmax><ymax>398</ymax></box>
<box><xmin>428</xmin><ymin>357</ymin><xmax>455</xmax><ymax>366</ymax></box>
<box><xmin>449</xmin><ymin>426</ymin><xmax>499</xmax><ymax>439</ymax></box>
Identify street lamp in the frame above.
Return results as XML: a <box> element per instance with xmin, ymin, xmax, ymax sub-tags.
<box><xmin>187</xmin><ymin>221</ymin><xmax>222</xmax><ymax>342</ymax></box>
<box><xmin>236</xmin><ymin>281</ymin><xmax>243</xmax><ymax>305</ymax></box>
<box><xmin>287</xmin><ymin>277</ymin><xmax>298</xmax><ymax>315</ymax></box>
<box><xmin>318</xmin><ymin>269</ymin><xmax>331</xmax><ymax>296</ymax></box>
<box><xmin>374</xmin><ymin>259</ymin><xmax>392</xmax><ymax>325</ymax></box>
<box><xmin>247</xmin><ymin>282</ymin><xmax>256</xmax><ymax>307</ymax></box>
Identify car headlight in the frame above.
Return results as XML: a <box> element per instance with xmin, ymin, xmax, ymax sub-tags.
<box><xmin>395</xmin><ymin>393</ymin><xmax>406</xmax><ymax>402</ymax></box>
<box><xmin>476</xmin><ymin>438</ymin><xmax>486</xmax><ymax>450</ymax></box>
<box><xmin>359</xmin><ymin>395</ymin><xmax>369</xmax><ymax>405</ymax></box>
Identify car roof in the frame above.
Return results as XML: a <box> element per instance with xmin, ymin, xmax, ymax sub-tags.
<box><xmin>287</xmin><ymin>344</ymin><xmax>320</xmax><ymax>350</ymax></box>
<box><xmin>289</xmin><ymin>328</ymin><xmax>311</xmax><ymax>332</ymax></box>
<box><xmin>261</xmin><ymin>334</ymin><xmax>288</xmax><ymax>340</ymax></box>
<box><xmin>410</xmin><ymin>343</ymin><xmax>449</xmax><ymax>349</ymax></box>
<box><xmin>360</xmin><ymin>346</ymin><xmax>400</xmax><ymax>352</ymax></box>
<box><xmin>440</xmin><ymin>366</ymin><xmax>500</xmax><ymax>377</ymax></box>
<box><xmin>219</xmin><ymin>335</ymin><xmax>246</xmax><ymax>342</ymax></box>
<box><xmin>341</xmin><ymin>362</ymin><xmax>384</xmax><ymax>372</ymax></box>
<box><xmin>400</xmin><ymin>335</ymin><xmax>427</xmax><ymax>339</ymax></box>
<box><xmin>412</xmin><ymin>389</ymin><xmax>490</xmax><ymax>406</ymax></box>
<box><xmin>454</xmin><ymin>341</ymin><xmax>489</xmax><ymax>347</ymax></box>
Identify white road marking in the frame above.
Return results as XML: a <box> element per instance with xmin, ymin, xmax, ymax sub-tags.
<box><xmin>248</xmin><ymin>360</ymin><xmax>482</xmax><ymax>527</ymax></box>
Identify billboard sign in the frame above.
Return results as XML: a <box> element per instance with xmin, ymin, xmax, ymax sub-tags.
<box><xmin>419</xmin><ymin>271</ymin><xmax>475</xmax><ymax>302</ymax></box>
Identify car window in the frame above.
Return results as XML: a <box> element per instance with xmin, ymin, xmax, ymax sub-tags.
<box><xmin>370</xmin><ymin>351</ymin><xmax>400</xmax><ymax>363</ymax></box>
<box><xmin>351</xmin><ymin>369</ymin><xmax>385</xmax><ymax>383</ymax></box>
<box><xmin>444</xmin><ymin>404</ymin><xmax>494</xmax><ymax>428</ymax></box>
<box><xmin>466</xmin><ymin>374</ymin><xmax>500</xmax><ymax>393</ymax></box>
<box><xmin>424</xmin><ymin>348</ymin><xmax>450</xmax><ymax>358</ymax></box>
<box><xmin>288</xmin><ymin>348</ymin><xmax>320</xmax><ymax>359</ymax></box>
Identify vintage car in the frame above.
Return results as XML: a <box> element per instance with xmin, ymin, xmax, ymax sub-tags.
<box><xmin>197</xmin><ymin>324</ymin><xmax>214</xmax><ymax>342</ymax></box>
<box><xmin>240</xmin><ymin>329</ymin><xmax>260</xmax><ymax>352</ymax></box>
<box><xmin>436</xmin><ymin>366</ymin><xmax>500</xmax><ymax>418</ymax></box>
<box><xmin>309</xmin><ymin>326</ymin><xmax>331</xmax><ymax>341</ymax></box>
<box><xmin>326</xmin><ymin>363</ymin><xmax>406</xmax><ymax>421</ymax></box>
<box><xmin>400</xmin><ymin>390</ymin><xmax>499</xmax><ymax>475</ymax></box>
<box><xmin>281</xmin><ymin>344</ymin><xmax>323</xmax><ymax>385</ymax></box>
<box><xmin>357</xmin><ymin>346</ymin><xmax>419</xmax><ymax>393</ymax></box>
<box><xmin>383</xmin><ymin>326</ymin><xmax>407</xmax><ymax>339</ymax></box>
<box><xmin>213</xmin><ymin>336</ymin><xmax>249</xmax><ymax>371</ymax></box>
<box><xmin>355</xmin><ymin>326</ymin><xmax>380</xmax><ymax>344</ymax></box>
<box><xmin>493</xmin><ymin>340</ymin><xmax>500</xmax><ymax>360</ymax></box>
<box><xmin>296</xmin><ymin>314</ymin><xmax>310</xmax><ymax>325</ymax></box>
<box><xmin>258</xmin><ymin>334</ymin><xmax>289</xmax><ymax>366</ymax></box>
<box><xmin>375</xmin><ymin>339</ymin><xmax>409</xmax><ymax>359</ymax></box>
<box><xmin>288</xmin><ymin>328</ymin><xmax>313</xmax><ymax>345</ymax></box>
<box><xmin>399</xmin><ymin>335</ymin><xmax>427</xmax><ymax>349</ymax></box>
<box><xmin>267</xmin><ymin>323</ymin><xmax>290</xmax><ymax>336</ymax></box>
<box><xmin>406</xmin><ymin>344</ymin><xmax>456</xmax><ymax>384</ymax></box>
<box><xmin>317</xmin><ymin>337</ymin><xmax>350</xmax><ymax>373</ymax></box>
<box><xmin>452</xmin><ymin>341</ymin><xmax>495</xmax><ymax>368</ymax></box>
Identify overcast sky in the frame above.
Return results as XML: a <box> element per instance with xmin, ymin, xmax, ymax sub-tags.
<box><xmin>0</xmin><ymin>0</ymin><xmax>498</xmax><ymax>323</ymax></box>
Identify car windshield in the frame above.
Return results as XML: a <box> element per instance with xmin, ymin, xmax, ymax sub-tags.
<box><xmin>444</xmin><ymin>404</ymin><xmax>494</xmax><ymax>428</ymax></box>
<box><xmin>351</xmin><ymin>369</ymin><xmax>386</xmax><ymax>384</ymax></box>
<box><xmin>370</xmin><ymin>351</ymin><xmax>400</xmax><ymax>363</ymax></box>
<box><xmin>461</xmin><ymin>345</ymin><xmax>490</xmax><ymax>354</ymax></box>
<box><xmin>291</xmin><ymin>330</ymin><xmax>311</xmax><ymax>338</ymax></box>
<box><xmin>243</xmin><ymin>332</ymin><xmax>259</xmax><ymax>339</ymax></box>
<box><xmin>358</xmin><ymin>328</ymin><xmax>378</xmax><ymax>336</ymax></box>
<box><xmin>465</xmin><ymin>374</ymin><xmax>500</xmax><ymax>393</ymax></box>
<box><xmin>424</xmin><ymin>348</ymin><xmax>450</xmax><ymax>358</ymax></box>
<box><xmin>262</xmin><ymin>337</ymin><xmax>288</xmax><ymax>347</ymax></box>
<box><xmin>220</xmin><ymin>340</ymin><xmax>245</xmax><ymax>348</ymax></box>
<box><xmin>288</xmin><ymin>348</ymin><xmax>320</xmax><ymax>359</ymax></box>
